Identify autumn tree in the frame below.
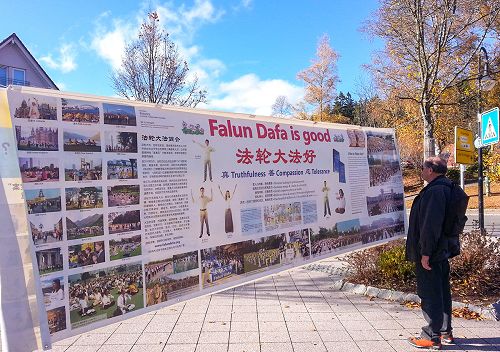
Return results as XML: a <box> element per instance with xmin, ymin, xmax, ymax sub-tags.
<box><xmin>112</xmin><ymin>12</ymin><xmax>207</xmax><ymax>107</ymax></box>
<box><xmin>297</xmin><ymin>34</ymin><xmax>339</xmax><ymax>121</ymax></box>
<box><xmin>271</xmin><ymin>96</ymin><xmax>293</xmax><ymax>118</ymax></box>
<box><xmin>365</xmin><ymin>0</ymin><xmax>499</xmax><ymax>159</ymax></box>
<box><xmin>329</xmin><ymin>92</ymin><xmax>356</xmax><ymax>122</ymax></box>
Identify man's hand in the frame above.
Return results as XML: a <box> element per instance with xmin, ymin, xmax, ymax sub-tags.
<box><xmin>421</xmin><ymin>255</ymin><xmax>431</xmax><ymax>270</ymax></box>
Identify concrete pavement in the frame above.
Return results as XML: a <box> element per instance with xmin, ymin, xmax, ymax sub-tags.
<box><xmin>47</xmin><ymin>266</ymin><xmax>499</xmax><ymax>352</ymax></box>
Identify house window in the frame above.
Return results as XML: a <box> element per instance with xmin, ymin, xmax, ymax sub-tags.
<box><xmin>12</xmin><ymin>68</ymin><xmax>26</xmax><ymax>85</ymax></box>
<box><xmin>0</xmin><ymin>67</ymin><xmax>6</xmax><ymax>86</ymax></box>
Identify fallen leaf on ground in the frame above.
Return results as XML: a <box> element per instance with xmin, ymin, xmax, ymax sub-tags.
<box><xmin>403</xmin><ymin>301</ymin><xmax>421</xmax><ymax>309</ymax></box>
<box><xmin>452</xmin><ymin>307</ymin><xmax>484</xmax><ymax>320</ymax></box>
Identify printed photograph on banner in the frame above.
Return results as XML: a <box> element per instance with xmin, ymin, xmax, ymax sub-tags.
<box><xmin>284</xmin><ymin>229</ymin><xmax>311</xmax><ymax>264</ymax></box>
<box><xmin>240</xmin><ymin>207</ymin><xmax>263</xmax><ymax>235</ymax></box>
<box><xmin>321</xmin><ymin>181</ymin><xmax>346</xmax><ymax>218</ymax></box>
<box><xmin>145</xmin><ymin>253</ymin><xmax>199</xmax><ymax>306</ymax></box>
<box><xmin>47</xmin><ymin>306</ymin><xmax>67</xmax><ymax>335</ymax></box>
<box><xmin>68</xmin><ymin>262</ymin><xmax>143</xmax><ymax>329</ymax></box>
<box><xmin>15</xmin><ymin>125</ymin><xmax>58</xmax><ymax>151</ymax></box>
<box><xmin>217</xmin><ymin>184</ymin><xmax>237</xmax><ymax>234</ymax></box>
<box><xmin>66</xmin><ymin>212</ymin><xmax>104</xmax><ymax>240</ymax></box>
<box><xmin>321</xmin><ymin>180</ymin><xmax>332</xmax><ymax>218</ymax></box>
<box><xmin>63</xmin><ymin>129</ymin><xmax>101</xmax><ymax>152</ymax></box>
<box><xmin>12</xmin><ymin>94</ymin><xmax>57</xmax><ymax>120</ymax></box>
<box><xmin>192</xmin><ymin>138</ymin><xmax>216</xmax><ymax>182</ymax></box>
<box><xmin>68</xmin><ymin>240</ymin><xmax>105</xmax><ymax>268</ymax></box>
<box><xmin>264</xmin><ymin>202</ymin><xmax>302</xmax><ymax>231</ymax></box>
<box><xmin>25</xmin><ymin>188</ymin><xmax>62</xmax><ymax>214</ymax></box>
<box><xmin>367</xmin><ymin>132</ymin><xmax>401</xmax><ymax>187</ymax></box>
<box><xmin>181</xmin><ymin>121</ymin><xmax>204</xmax><ymax>135</ymax></box>
<box><xmin>35</xmin><ymin>247</ymin><xmax>64</xmax><ymax>275</ymax></box>
<box><xmin>201</xmin><ymin>241</ymin><xmax>250</xmax><ymax>288</ymax></box>
<box><xmin>108</xmin><ymin>185</ymin><xmax>140</xmax><ymax>207</ymax></box>
<box><xmin>62</xmin><ymin>98</ymin><xmax>100</xmax><ymax>123</ymax></box>
<box><xmin>332</xmin><ymin>149</ymin><xmax>346</xmax><ymax>183</ymax></box>
<box><xmin>346</xmin><ymin>129</ymin><xmax>366</xmax><ymax>148</ymax></box>
<box><xmin>108</xmin><ymin>210</ymin><xmax>141</xmax><ymax>234</ymax></box>
<box><xmin>191</xmin><ymin>185</ymin><xmax>214</xmax><ymax>238</ymax></box>
<box><xmin>19</xmin><ymin>157</ymin><xmax>59</xmax><ymax>183</ymax></box>
<box><xmin>64</xmin><ymin>156</ymin><xmax>102</xmax><ymax>181</ymax></box>
<box><xmin>366</xmin><ymin>188</ymin><xmax>404</xmax><ymax>216</ymax></box>
<box><xmin>105</xmin><ymin>131</ymin><xmax>138</xmax><ymax>153</ymax></box>
<box><xmin>65</xmin><ymin>186</ymin><xmax>104</xmax><ymax>210</ymax></box>
<box><xmin>103</xmin><ymin>103</ymin><xmax>137</xmax><ymax>126</ymax></box>
<box><xmin>107</xmin><ymin>159</ymin><xmax>138</xmax><ymax>180</ymax></box>
<box><xmin>359</xmin><ymin>212</ymin><xmax>405</xmax><ymax>244</ymax></box>
<box><xmin>243</xmin><ymin>234</ymin><xmax>285</xmax><ymax>274</ymax></box>
<box><xmin>173</xmin><ymin>251</ymin><xmax>198</xmax><ymax>273</ymax></box>
<box><xmin>311</xmin><ymin>218</ymin><xmax>362</xmax><ymax>257</ymax></box>
<box><xmin>109</xmin><ymin>235</ymin><xmax>141</xmax><ymax>261</ymax></box>
<box><xmin>41</xmin><ymin>276</ymin><xmax>65</xmax><ymax>308</ymax></box>
<box><xmin>29</xmin><ymin>213</ymin><xmax>63</xmax><ymax>245</ymax></box>
<box><xmin>302</xmin><ymin>200</ymin><xmax>318</xmax><ymax>225</ymax></box>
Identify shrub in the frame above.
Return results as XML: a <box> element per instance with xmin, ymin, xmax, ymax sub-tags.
<box><xmin>343</xmin><ymin>239</ymin><xmax>416</xmax><ymax>291</ymax></box>
<box><xmin>464</xmin><ymin>163</ymin><xmax>478</xmax><ymax>179</ymax></box>
<box><xmin>449</xmin><ymin>230</ymin><xmax>500</xmax><ymax>302</ymax></box>
<box><xmin>446</xmin><ymin>168</ymin><xmax>460</xmax><ymax>184</ymax></box>
<box><xmin>378</xmin><ymin>245</ymin><xmax>415</xmax><ymax>282</ymax></box>
<box><xmin>342</xmin><ymin>231</ymin><xmax>500</xmax><ymax>304</ymax></box>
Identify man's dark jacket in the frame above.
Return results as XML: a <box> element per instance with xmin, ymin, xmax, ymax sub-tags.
<box><xmin>405</xmin><ymin>175</ymin><xmax>453</xmax><ymax>263</ymax></box>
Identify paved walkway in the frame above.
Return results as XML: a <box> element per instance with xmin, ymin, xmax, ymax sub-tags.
<box><xmin>49</xmin><ymin>266</ymin><xmax>499</xmax><ymax>352</ymax></box>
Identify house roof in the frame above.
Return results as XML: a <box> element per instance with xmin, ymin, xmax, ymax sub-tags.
<box><xmin>0</xmin><ymin>33</ymin><xmax>58</xmax><ymax>89</ymax></box>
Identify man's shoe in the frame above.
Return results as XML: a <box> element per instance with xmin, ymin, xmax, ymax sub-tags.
<box><xmin>199</xmin><ymin>234</ymin><xmax>203</xmax><ymax>238</ymax></box>
<box><xmin>441</xmin><ymin>333</ymin><xmax>454</xmax><ymax>345</ymax></box>
<box><xmin>408</xmin><ymin>337</ymin><xmax>441</xmax><ymax>350</ymax></box>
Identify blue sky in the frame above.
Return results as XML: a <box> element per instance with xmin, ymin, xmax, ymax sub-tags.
<box><xmin>1</xmin><ymin>0</ymin><xmax>383</xmax><ymax>115</ymax></box>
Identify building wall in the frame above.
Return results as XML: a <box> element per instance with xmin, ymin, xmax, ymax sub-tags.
<box><xmin>0</xmin><ymin>38</ymin><xmax>55</xmax><ymax>89</ymax></box>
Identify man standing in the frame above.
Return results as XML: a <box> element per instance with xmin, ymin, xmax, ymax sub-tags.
<box><xmin>193</xmin><ymin>139</ymin><xmax>215</xmax><ymax>182</ymax></box>
<box><xmin>192</xmin><ymin>187</ymin><xmax>213</xmax><ymax>238</ymax></box>
<box><xmin>406</xmin><ymin>156</ymin><xmax>455</xmax><ymax>350</ymax></box>
<box><xmin>322</xmin><ymin>180</ymin><xmax>331</xmax><ymax>217</ymax></box>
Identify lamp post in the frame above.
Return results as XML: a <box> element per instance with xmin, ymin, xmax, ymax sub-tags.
<box><xmin>477</xmin><ymin>47</ymin><xmax>496</xmax><ymax>233</ymax></box>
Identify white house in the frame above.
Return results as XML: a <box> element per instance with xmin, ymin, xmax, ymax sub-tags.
<box><xmin>0</xmin><ymin>33</ymin><xmax>58</xmax><ymax>89</ymax></box>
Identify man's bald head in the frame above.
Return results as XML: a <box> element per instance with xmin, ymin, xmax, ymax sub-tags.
<box><xmin>423</xmin><ymin>156</ymin><xmax>448</xmax><ymax>175</ymax></box>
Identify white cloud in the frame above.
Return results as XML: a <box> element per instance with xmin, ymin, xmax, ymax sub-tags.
<box><xmin>204</xmin><ymin>74</ymin><xmax>303</xmax><ymax>116</ymax></box>
<box><xmin>232</xmin><ymin>0</ymin><xmax>253</xmax><ymax>12</ymax></box>
<box><xmin>90</xmin><ymin>13</ymin><xmax>136</xmax><ymax>70</ymax></box>
<box><xmin>39</xmin><ymin>44</ymin><xmax>77</xmax><ymax>73</ymax></box>
<box><xmin>182</xmin><ymin>0</ymin><xmax>222</xmax><ymax>23</ymax></box>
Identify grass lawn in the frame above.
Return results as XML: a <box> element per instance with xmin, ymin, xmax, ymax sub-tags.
<box><xmin>111</xmin><ymin>246</ymin><xmax>142</xmax><ymax>261</ymax></box>
<box><xmin>40</xmin><ymin>267</ymin><xmax>63</xmax><ymax>275</ymax></box>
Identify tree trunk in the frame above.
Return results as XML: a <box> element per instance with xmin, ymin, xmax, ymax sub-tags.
<box><xmin>421</xmin><ymin>102</ymin><xmax>435</xmax><ymax>160</ymax></box>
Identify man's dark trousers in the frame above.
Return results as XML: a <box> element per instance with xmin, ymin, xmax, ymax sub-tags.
<box><xmin>416</xmin><ymin>259</ymin><xmax>452</xmax><ymax>342</ymax></box>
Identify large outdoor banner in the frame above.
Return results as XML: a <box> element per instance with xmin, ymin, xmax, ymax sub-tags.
<box><xmin>0</xmin><ymin>86</ymin><xmax>406</xmax><ymax>350</ymax></box>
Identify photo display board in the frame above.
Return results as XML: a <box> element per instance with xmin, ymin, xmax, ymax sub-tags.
<box><xmin>0</xmin><ymin>87</ymin><xmax>406</xmax><ymax>349</ymax></box>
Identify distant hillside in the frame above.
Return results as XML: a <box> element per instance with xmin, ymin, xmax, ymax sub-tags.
<box><xmin>64</xmin><ymin>131</ymin><xmax>100</xmax><ymax>141</ymax></box>
<box><xmin>67</xmin><ymin>214</ymin><xmax>103</xmax><ymax>229</ymax></box>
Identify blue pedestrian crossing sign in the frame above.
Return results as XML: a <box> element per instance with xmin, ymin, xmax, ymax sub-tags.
<box><xmin>481</xmin><ymin>107</ymin><xmax>499</xmax><ymax>147</ymax></box>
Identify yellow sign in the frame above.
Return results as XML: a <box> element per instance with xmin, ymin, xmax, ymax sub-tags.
<box><xmin>454</xmin><ymin>127</ymin><xmax>474</xmax><ymax>164</ymax></box>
